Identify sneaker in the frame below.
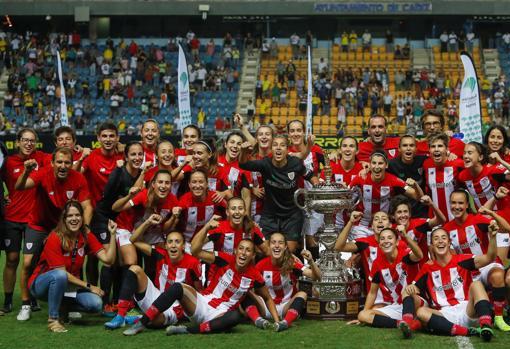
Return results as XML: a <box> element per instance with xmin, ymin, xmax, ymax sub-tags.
<box><xmin>255</xmin><ymin>318</ymin><xmax>271</xmax><ymax>330</ymax></box>
<box><xmin>30</xmin><ymin>301</ymin><xmax>41</xmax><ymax>312</ymax></box>
<box><xmin>125</xmin><ymin>315</ymin><xmax>142</xmax><ymax>325</ymax></box>
<box><xmin>17</xmin><ymin>305</ymin><xmax>32</xmax><ymax>321</ymax></box>
<box><xmin>123</xmin><ymin>321</ymin><xmax>145</xmax><ymax>336</ymax></box>
<box><xmin>102</xmin><ymin>304</ymin><xmax>117</xmax><ymax>318</ymax></box>
<box><xmin>480</xmin><ymin>326</ymin><xmax>494</xmax><ymax>342</ymax></box>
<box><xmin>467</xmin><ymin>327</ymin><xmax>480</xmax><ymax>337</ymax></box>
<box><xmin>399</xmin><ymin>321</ymin><xmax>412</xmax><ymax>339</ymax></box>
<box><xmin>68</xmin><ymin>312</ymin><xmax>82</xmax><ymax>320</ymax></box>
<box><xmin>274</xmin><ymin>320</ymin><xmax>289</xmax><ymax>332</ymax></box>
<box><xmin>105</xmin><ymin>314</ymin><xmax>126</xmax><ymax>330</ymax></box>
<box><xmin>165</xmin><ymin>325</ymin><xmax>189</xmax><ymax>336</ymax></box>
<box><xmin>494</xmin><ymin>315</ymin><xmax>510</xmax><ymax>332</ymax></box>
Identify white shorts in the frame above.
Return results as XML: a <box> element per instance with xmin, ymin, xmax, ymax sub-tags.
<box><xmin>440</xmin><ymin>301</ymin><xmax>478</xmax><ymax>327</ymax></box>
<box><xmin>473</xmin><ymin>262</ymin><xmax>504</xmax><ymax>286</ymax></box>
<box><xmin>349</xmin><ymin>225</ymin><xmax>374</xmax><ymax>241</ymax></box>
<box><xmin>376</xmin><ymin>303</ymin><xmax>402</xmax><ymax>321</ymax></box>
<box><xmin>304</xmin><ymin>211</ymin><xmax>324</xmax><ymax>236</ymax></box>
<box><xmin>190</xmin><ymin>293</ymin><xmax>229</xmax><ymax>323</ymax></box>
<box><xmin>497</xmin><ymin>234</ymin><xmax>510</xmax><ymax>248</ymax></box>
<box><xmin>262</xmin><ymin>299</ymin><xmax>287</xmax><ymax>320</ymax></box>
<box><xmin>136</xmin><ymin>278</ymin><xmax>178</xmax><ymax>325</ymax></box>
<box><xmin>116</xmin><ymin>229</ymin><xmax>133</xmax><ymax>247</ymax></box>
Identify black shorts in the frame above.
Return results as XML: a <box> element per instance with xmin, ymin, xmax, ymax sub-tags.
<box><xmin>23</xmin><ymin>227</ymin><xmax>48</xmax><ymax>255</ymax></box>
<box><xmin>0</xmin><ymin>220</ymin><xmax>26</xmax><ymax>253</ymax></box>
<box><xmin>259</xmin><ymin>210</ymin><xmax>304</xmax><ymax>242</ymax></box>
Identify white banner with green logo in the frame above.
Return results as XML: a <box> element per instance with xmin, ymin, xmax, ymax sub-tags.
<box><xmin>459</xmin><ymin>52</ymin><xmax>482</xmax><ymax>143</ymax></box>
<box><xmin>178</xmin><ymin>44</ymin><xmax>192</xmax><ymax>132</ymax></box>
<box><xmin>56</xmin><ymin>50</ymin><xmax>69</xmax><ymax>127</ymax></box>
<box><xmin>306</xmin><ymin>46</ymin><xmax>313</xmax><ymax>136</ymax></box>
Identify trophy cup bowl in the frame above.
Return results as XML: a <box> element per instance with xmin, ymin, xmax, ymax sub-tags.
<box><xmin>294</xmin><ymin>181</ymin><xmax>363</xmax><ymax>320</ymax></box>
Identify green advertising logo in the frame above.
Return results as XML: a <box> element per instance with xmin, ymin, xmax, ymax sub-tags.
<box><xmin>463</xmin><ymin>77</ymin><xmax>476</xmax><ymax>93</ymax></box>
<box><xmin>180</xmin><ymin>72</ymin><xmax>188</xmax><ymax>87</ymax></box>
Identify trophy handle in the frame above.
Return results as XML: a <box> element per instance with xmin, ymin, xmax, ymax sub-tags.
<box><xmin>294</xmin><ymin>188</ymin><xmax>307</xmax><ymax>210</ymax></box>
<box><xmin>350</xmin><ymin>187</ymin><xmax>361</xmax><ymax>207</ymax></box>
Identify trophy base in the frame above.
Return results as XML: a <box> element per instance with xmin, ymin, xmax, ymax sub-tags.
<box><xmin>299</xmin><ymin>278</ymin><xmax>364</xmax><ymax>320</ymax></box>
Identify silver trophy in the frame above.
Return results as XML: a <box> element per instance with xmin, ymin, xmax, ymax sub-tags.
<box><xmin>294</xmin><ymin>155</ymin><xmax>363</xmax><ymax>319</ymax></box>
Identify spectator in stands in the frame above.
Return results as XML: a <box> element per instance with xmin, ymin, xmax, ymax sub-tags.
<box><xmin>271</xmin><ymin>84</ymin><xmax>280</xmax><ymax>107</ymax></box>
<box><xmin>341</xmin><ymin>32</ymin><xmax>349</xmax><ymax>52</ymax></box>
<box><xmin>290</xmin><ymin>33</ymin><xmax>300</xmax><ymax>59</ymax></box>
<box><xmin>448</xmin><ymin>31</ymin><xmax>458</xmax><ymax>52</ymax></box>
<box><xmin>385</xmin><ymin>29</ymin><xmax>394</xmax><ymax>52</ymax></box>
<box><xmin>286</xmin><ymin>60</ymin><xmax>297</xmax><ymax>89</ymax></box>
<box><xmin>362</xmin><ymin>30</ymin><xmax>372</xmax><ymax>52</ymax></box>
<box><xmin>276</xmin><ymin>61</ymin><xmax>286</xmax><ymax>85</ymax></box>
<box><xmin>261</xmin><ymin>39</ymin><xmax>270</xmax><ymax>58</ymax></box>
<box><xmin>440</xmin><ymin>30</ymin><xmax>448</xmax><ymax>52</ymax></box>
<box><xmin>318</xmin><ymin>57</ymin><xmax>328</xmax><ymax>74</ymax></box>
<box><xmin>245</xmin><ymin>33</ymin><xmax>255</xmax><ymax>56</ymax></box>
<box><xmin>383</xmin><ymin>91</ymin><xmax>392</xmax><ymax>117</ymax></box>
<box><xmin>246</xmin><ymin>99</ymin><xmax>255</xmax><ymax>121</ymax></box>
<box><xmin>270</xmin><ymin>38</ymin><xmax>278</xmax><ymax>58</ymax></box>
<box><xmin>349</xmin><ymin>30</ymin><xmax>358</xmax><ymax>51</ymax></box>
<box><xmin>262</xmin><ymin>75</ymin><xmax>271</xmax><ymax>98</ymax></box>
<box><xmin>197</xmin><ymin>108</ymin><xmax>206</xmax><ymax>129</ymax></box>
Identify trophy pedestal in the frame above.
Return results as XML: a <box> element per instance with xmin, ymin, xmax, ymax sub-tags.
<box><xmin>299</xmin><ymin>278</ymin><xmax>364</xmax><ymax>320</ymax></box>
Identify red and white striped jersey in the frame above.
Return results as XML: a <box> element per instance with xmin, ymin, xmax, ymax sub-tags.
<box><xmin>320</xmin><ymin>161</ymin><xmax>364</xmax><ymax>186</ymax></box>
<box><xmin>396</xmin><ymin>218</ymin><xmax>432</xmax><ymax>265</ymax></box>
<box><xmin>207</xmin><ymin>220</ymin><xmax>266</xmax><ymax>255</ymax></box>
<box><xmin>177</xmin><ymin>191</ymin><xmax>226</xmax><ymax>242</ymax></box>
<box><xmin>457</xmin><ymin>165</ymin><xmax>507</xmax><ymax>209</ymax></box>
<box><xmin>175</xmin><ymin>148</ymin><xmax>188</xmax><ymax>166</ymax></box>
<box><xmin>350</xmin><ymin>173</ymin><xmax>407</xmax><ymax>227</ymax></box>
<box><xmin>414</xmin><ymin>254</ymin><xmax>476</xmax><ymax>308</ymax></box>
<box><xmin>355</xmin><ymin>235</ymin><xmax>408</xmax><ymax>293</ymax></box>
<box><xmin>202</xmin><ymin>252</ymin><xmax>264</xmax><ymax>311</ymax></box>
<box><xmin>289</xmin><ymin>144</ymin><xmax>324</xmax><ymax>189</ymax></box>
<box><xmin>217</xmin><ymin>154</ymin><xmax>249</xmax><ymax>196</ymax></box>
<box><xmin>256</xmin><ymin>257</ymin><xmax>306</xmax><ymax>305</ymax></box>
<box><xmin>181</xmin><ymin>165</ymin><xmax>231</xmax><ymax>194</ymax></box>
<box><xmin>370</xmin><ymin>247</ymin><xmax>420</xmax><ymax>304</ymax></box>
<box><xmin>442</xmin><ymin>214</ymin><xmax>491</xmax><ymax>255</ymax></box>
<box><xmin>423</xmin><ymin>158</ymin><xmax>464</xmax><ymax>220</ymax></box>
<box><xmin>153</xmin><ymin>247</ymin><xmax>202</xmax><ymax>292</ymax></box>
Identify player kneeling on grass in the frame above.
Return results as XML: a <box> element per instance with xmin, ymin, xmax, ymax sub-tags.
<box><xmin>243</xmin><ymin>232</ymin><xmax>321</xmax><ymax>331</ymax></box>
<box><xmin>105</xmin><ymin>228</ymin><xmax>203</xmax><ymax>330</ymax></box>
<box><xmin>28</xmin><ymin>201</ymin><xmax>117</xmax><ymax>332</ymax></box>
<box><xmin>123</xmin><ymin>217</ymin><xmax>279</xmax><ymax>336</ymax></box>
<box><xmin>398</xmin><ymin>226</ymin><xmax>500</xmax><ymax>342</ymax></box>
<box><xmin>357</xmin><ymin>227</ymin><xmax>423</xmax><ymax>332</ymax></box>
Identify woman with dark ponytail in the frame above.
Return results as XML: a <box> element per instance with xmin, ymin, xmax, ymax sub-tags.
<box><xmin>243</xmin><ymin>232</ymin><xmax>321</xmax><ymax>332</ymax></box>
<box><xmin>191</xmin><ymin>197</ymin><xmax>268</xmax><ymax>257</ymax></box>
<box><xmin>458</xmin><ymin>141</ymin><xmax>510</xmax><ymax>210</ymax></box>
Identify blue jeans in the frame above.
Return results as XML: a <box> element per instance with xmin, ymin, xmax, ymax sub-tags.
<box><xmin>30</xmin><ymin>269</ymin><xmax>103</xmax><ymax>319</ymax></box>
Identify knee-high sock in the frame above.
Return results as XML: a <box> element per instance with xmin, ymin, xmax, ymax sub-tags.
<box><xmin>242</xmin><ymin>297</ymin><xmax>262</xmax><ymax>323</ymax></box>
<box><xmin>427</xmin><ymin>314</ymin><xmax>467</xmax><ymax>336</ymax></box>
<box><xmin>283</xmin><ymin>297</ymin><xmax>305</xmax><ymax>326</ymax></box>
<box><xmin>140</xmin><ymin>283</ymin><xmax>183</xmax><ymax>326</ymax></box>
<box><xmin>187</xmin><ymin>310</ymin><xmax>242</xmax><ymax>334</ymax></box>
<box><xmin>402</xmin><ymin>296</ymin><xmax>415</xmax><ymax>323</ymax></box>
<box><xmin>372</xmin><ymin>314</ymin><xmax>398</xmax><ymax>328</ymax></box>
<box><xmin>111</xmin><ymin>265</ymin><xmax>124</xmax><ymax>304</ymax></box>
<box><xmin>117</xmin><ymin>270</ymin><xmax>138</xmax><ymax>317</ymax></box>
<box><xmin>474</xmin><ymin>299</ymin><xmax>493</xmax><ymax>327</ymax></box>
<box><xmin>492</xmin><ymin>287</ymin><xmax>506</xmax><ymax>317</ymax></box>
<box><xmin>100</xmin><ymin>265</ymin><xmax>113</xmax><ymax>305</ymax></box>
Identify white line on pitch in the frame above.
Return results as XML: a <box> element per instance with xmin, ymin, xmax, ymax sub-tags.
<box><xmin>455</xmin><ymin>336</ymin><xmax>474</xmax><ymax>349</ymax></box>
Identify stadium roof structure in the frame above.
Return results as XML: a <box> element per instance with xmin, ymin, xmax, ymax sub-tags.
<box><xmin>3</xmin><ymin>0</ymin><xmax>510</xmax><ymax>16</ymax></box>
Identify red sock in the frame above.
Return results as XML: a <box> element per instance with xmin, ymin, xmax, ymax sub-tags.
<box><xmin>451</xmin><ymin>324</ymin><xmax>468</xmax><ymax>336</ymax></box>
<box><xmin>479</xmin><ymin>315</ymin><xmax>492</xmax><ymax>327</ymax></box>
<box><xmin>199</xmin><ymin>321</ymin><xmax>212</xmax><ymax>333</ymax></box>
<box><xmin>283</xmin><ymin>309</ymin><xmax>300</xmax><ymax>326</ymax></box>
<box><xmin>493</xmin><ymin>301</ymin><xmax>505</xmax><ymax>316</ymax></box>
<box><xmin>245</xmin><ymin>305</ymin><xmax>262</xmax><ymax>323</ymax></box>
<box><xmin>145</xmin><ymin>305</ymin><xmax>160</xmax><ymax>321</ymax></box>
<box><xmin>409</xmin><ymin>319</ymin><xmax>422</xmax><ymax>331</ymax></box>
<box><xmin>117</xmin><ymin>299</ymin><xmax>131</xmax><ymax>317</ymax></box>
<box><xmin>402</xmin><ymin>313</ymin><xmax>414</xmax><ymax>324</ymax></box>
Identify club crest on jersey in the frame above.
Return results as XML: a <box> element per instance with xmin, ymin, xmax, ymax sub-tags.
<box><xmin>100</xmin><ymin>233</ymin><xmax>107</xmax><ymax>241</ymax></box>
<box><xmin>78</xmin><ymin>248</ymin><xmax>85</xmax><ymax>257</ymax></box>
<box><xmin>26</xmin><ymin>242</ymin><xmax>33</xmax><ymax>250</ymax></box>
<box><xmin>100</xmin><ymin>167</ymin><xmax>106</xmax><ymax>173</ymax></box>
<box><xmin>66</xmin><ymin>191</ymin><xmax>75</xmax><ymax>199</ymax></box>
<box><xmin>388</xmin><ymin>149</ymin><xmax>396</xmax><ymax>157</ymax></box>
<box><xmin>288</xmin><ymin>172</ymin><xmax>295</xmax><ymax>180</ymax></box>
<box><xmin>4</xmin><ymin>239</ymin><xmax>11</xmax><ymax>247</ymax></box>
